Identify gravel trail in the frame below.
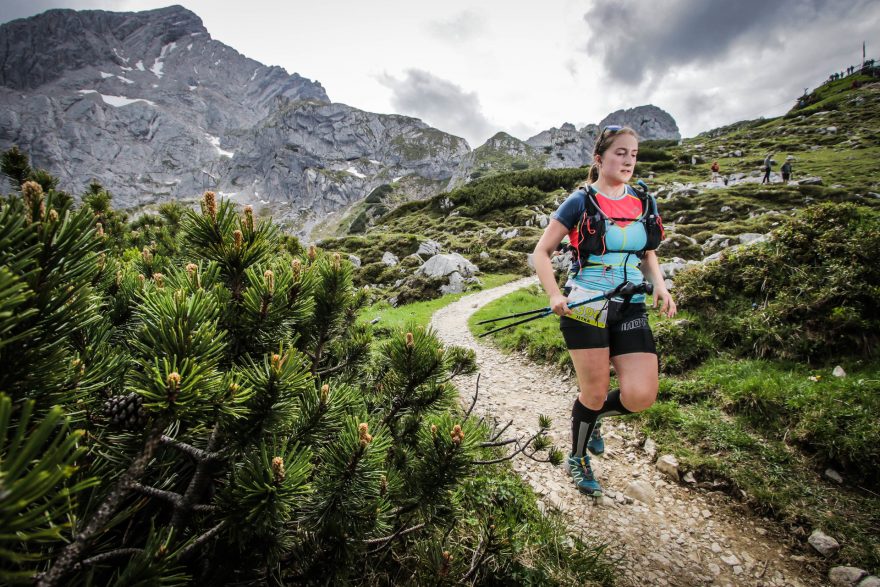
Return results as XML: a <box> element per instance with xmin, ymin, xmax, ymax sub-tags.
<box><xmin>431</xmin><ymin>277</ymin><xmax>819</xmax><ymax>587</ymax></box>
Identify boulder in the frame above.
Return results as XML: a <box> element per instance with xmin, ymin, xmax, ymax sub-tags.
<box><xmin>382</xmin><ymin>252</ymin><xmax>399</xmax><ymax>266</ymax></box>
<box><xmin>417</xmin><ymin>253</ymin><xmax>478</xmax><ymax>279</ymax></box>
<box><xmin>832</xmin><ymin>365</ymin><xmax>847</xmax><ymax>378</ymax></box>
<box><xmin>737</xmin><ymin>233</ymin><xmax>765</xmax><ymax>245</ymax></box>
<box><xmin>656</xmin><ymin>454</ymin><xmax>680</xmax><ymax>481</ymax></box>
<box><xmin>416</xmin><ymin>239</ymin><xmax>442</xmax><ymax>257</ymax></box>
<box><xmin>441</xmin><ymin>271</ymin><xmax>467</xmax><ymax>295</ymax></box>
<box><xmin>824</xmin><ymin>468</ymin><xmax>843</xmax><ymax>483</ymax></box>
<box><xmin>808</xmin><ymin>529</ymin><xmax>841</xmax><ymax>557</ymax></box>
<box><xmin>660</xmin><ymin>257</ymin><xmax>688</xmax><ymax>279</ymax></box>
<box><xmin>496</xmin><ymin>227</ymin><xmax>519</xmax><ymax>240</ymax></box>
<box><xmin>624</xmin><ymin>480</ymin><xmax>655</xmax><ymax>504</ymax></box>
<box><xmin>829</xmin><ymin>567</ymin><xmax>868</xmax><ymax>586</ymax></box>
<box><xmin>643</xmin><ymin>438</ymin><xmax>657</xmax><ymax>460</ymax></box>
<box><xmin>551</xmin><ymin>250</ymin><xmax>572</xmax><ymax>272</ymax></box>
<box><xmin>702</xmin><ymin>234</ymin><xmax>732</xmax><ymax>252</ymax></box>
<box><xmin>535</xmin><ymin>213</ymin><xmax>549</xmax><ymax>228</ymax></box>
<box><xmin>348</xmin><ymin>254</ymin><xmax>361</xmax><ymax>268</ymax></box>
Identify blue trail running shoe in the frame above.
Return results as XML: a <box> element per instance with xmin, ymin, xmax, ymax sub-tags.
<box><xmin>567</xmin><ymin>454</ymin><xmax>602</xmax><ymax>496</ymax></box>
<box><xmin>587</xmin><ymin>421</ymin><xmax>605</xmax><ymax>455</ymax></box>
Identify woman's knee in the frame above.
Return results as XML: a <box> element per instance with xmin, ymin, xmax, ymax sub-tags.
<box><xmin>620</xmin><ymin>382</ymin><xmax>657</xmax><ymax>412</ymax></box>
<box><xmin>578</xmin><ymin>387</ymin><xmax>607</xmax><ymax>410</ymax></box>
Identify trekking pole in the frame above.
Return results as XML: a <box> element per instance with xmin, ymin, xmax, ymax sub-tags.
<box><xmin>477</xmin><ymin>281</ymin><xmax>653</xmax><ymax>338</ymax></box>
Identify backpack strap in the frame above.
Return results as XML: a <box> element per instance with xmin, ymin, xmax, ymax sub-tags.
<box><xmin>634</xmin><ymin>180</ymin><xmax>665</xmax><ymax>254</ymax></box>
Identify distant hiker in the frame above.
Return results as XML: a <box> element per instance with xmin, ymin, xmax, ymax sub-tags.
<box><xmin>711</xmin><ymin>160</ymin><xmax>720</xmax><ymax>183</ymax></box>
<box><xmin>762</xmin><ymin>152</ymin><xmax>774</xmax><ymax>184</ymax></box>
<box><xmin>781</xmin><ymin>160</ymin><xmax>792</xmax><ymax>182</ymax></box>
<box><xmin>532</xmin><ymin>125</ymin><xmax>676</xmax><ymax>497</ymax></box>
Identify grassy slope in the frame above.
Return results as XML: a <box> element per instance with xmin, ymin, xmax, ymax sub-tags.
<box><xmin>472</xmin><ymin>288</ymin><xmax>880</xmax><ymax>573</ymax></box>
<box><xmin>360</xmin><ymin>273</ymin><xmax>520</xmax><ymax>338</ymax></box>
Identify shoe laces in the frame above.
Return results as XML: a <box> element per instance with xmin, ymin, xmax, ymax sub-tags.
<box><xmin>579</xmin><ymin>457</ymin><xmax>595</xmax><ymax>478</ymax></box>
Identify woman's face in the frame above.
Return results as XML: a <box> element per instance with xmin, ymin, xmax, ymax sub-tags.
<box><xmin>596</xmin><ymin>133</ymin><xmax>638</xmax><ymax>184</ymax></box>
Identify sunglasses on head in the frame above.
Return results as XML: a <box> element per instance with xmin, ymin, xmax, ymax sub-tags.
<box><xmin>601</xmin><ymin>125</ymin><xmax>623</xmax><ymax>135</ymax></box>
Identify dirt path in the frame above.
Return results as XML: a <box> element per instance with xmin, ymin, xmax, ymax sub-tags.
<box><xmin>431</xmin><ymin>277</ymin><xmax>820</xmax><ymax>587</ymax></box>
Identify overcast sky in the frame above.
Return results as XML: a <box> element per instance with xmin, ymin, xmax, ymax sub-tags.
<box><xmin>3</xmin><ymin>0</ymin><xmax>879</xmax><ymax>147</ymax></box>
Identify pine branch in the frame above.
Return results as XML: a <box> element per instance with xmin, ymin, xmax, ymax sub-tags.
<box><xmin>489</xmin><ymin>420</ymin><xmax>513</xmax><ymax>442</ymax></box>
<box><xmin>478</xmin><ymin>437</ymin><xmax>518</xmax><ymax>448</ymax></box>
<box><xmin>161</xmin><ymin>434</ymin><xmax>222</xmax><ymax>462</ymax></box>
<box><xmin>131</xmin><ymin>482</ymin><xmax>183</xmax><ymax>505</ymax></box>
<box><xmin>464</xmin><ymin>373</ymin><xmax>480</xmax><ymax>419</ymax></box>
<box><xmin>171</xmin><ymin>422</ymin><xmax>222</xmax><ymax>530</ymax></box>
<box><xmin>459</xmin><ymin>532</ymin><xmax>491</xmax><ymax>584</ymax></box>
<box><xmin>178</xmin><ymin>520</ymin><xmax>227</xmax><ymax>562</ymax></box>
<box><xmin>310</xmin><ymin>332</ymin><xmax>328</xmax><ymax>375</ymax></box>
<box><xmin>437</xmin><ymin>361</ymin><xmax>474</xmax><ymax>384</ymax></box>
<box><xmin>521</xmin><ymin>444</ymin><xmax>560</xmax><ymax>464</ymax></box>
<box><xmin>315</xmin><ymin>359</ymin><xmax>353</xmax><ymax>377</ymax></box>
<box><xmin>72</xmin><ymin>548</ymin><xmax>143</xmax><ymax>571</ymax></box>
<box><xmin>472</xmin><ymin>428</ymin><xmax>544</xmax><ymax>466</ymax></box>
<box><xmin>364</xmin><ymin>522</ymin><xmax>426</xmax><ymax>550</ymax></box>
<box><xmin>38</xmin><ymin>420</ymin><xmax>165</xmax><ymax>587</ymax></box>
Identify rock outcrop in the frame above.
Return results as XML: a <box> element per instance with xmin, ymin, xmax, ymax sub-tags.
<box><xmin>449</xmin><ymin>109</ymin><xmax>679</xmax><ymax>189</ymax></box>
<box><xmin>599</xmin><ymin>105</ymin><xmax>681</xmax><ymax>141</ymax></box>
<box><xmin>0</xmin><ymin>6</ymin><xmax>468</xmax><ymax>236</ymax></box>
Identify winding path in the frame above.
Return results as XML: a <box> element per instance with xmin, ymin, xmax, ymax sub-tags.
<box><xmin>431</xmin><ymin>277</ymin><xmax>819</xmax><ymax>587</ymax></box>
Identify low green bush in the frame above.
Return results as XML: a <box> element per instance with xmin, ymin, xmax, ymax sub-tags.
<box><xmin>652</xmin><ymin>317</ymin><xmax>716</xmax><ymax>374</ymax></box>
<box><xmin>472</xmin><ymin>250</ymin><xmax>529</xmax><ymax>274</ymax></box>
<box><xmin>675</xmin><ymin>203</ymin><xmax>880</xmax><ymax>362</ymax></box>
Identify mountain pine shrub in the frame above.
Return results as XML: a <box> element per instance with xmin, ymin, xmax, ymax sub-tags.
<box><xmin>0</xmin><ymin>182</ymin><xmax>603</xmax><ymax>585</ymax></box>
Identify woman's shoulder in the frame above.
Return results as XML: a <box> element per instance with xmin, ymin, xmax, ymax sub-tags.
<box><xmin>559</xmin><ymin>188</ymin><xmax>588</xmax><ymax>209</ymax></box>
<box><xmin>551</xmin><ymin>188</ymin><xmax>588</xmax><ymax>228</ymax></box>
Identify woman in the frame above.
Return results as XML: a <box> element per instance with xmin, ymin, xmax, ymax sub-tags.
<box><xmin>532</xmin><ymin>126</ymin><xmax>676</xmax><ymax>496</ymax></box>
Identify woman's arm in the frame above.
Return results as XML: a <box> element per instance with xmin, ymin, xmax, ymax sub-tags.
<box><xmin>640</xmin><ymin>250</ymin><xmax>677</xmax><ymax>318</ymax></box>
<box><xmin>533</xmin><ymin>219</ymin><xmax>572</xmax><ymax>317</ymax></box>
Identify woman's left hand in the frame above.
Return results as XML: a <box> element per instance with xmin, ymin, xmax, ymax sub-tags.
<box><xmin>653</xmin><ymin>287</ymin><xmax>677</xmax><ymax>318</ymax></box>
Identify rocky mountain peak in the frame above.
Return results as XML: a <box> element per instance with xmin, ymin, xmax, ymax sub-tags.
<box><xmin>0</xmin><ymin>6</ymin><xmax>207</xmax><ymax>91</ymax></box>
<box><xmin>598</xmin><ymin>105</ymin><xmax>680</xmax><ymax>140</ymax></box>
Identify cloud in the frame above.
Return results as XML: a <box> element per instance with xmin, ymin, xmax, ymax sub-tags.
<box><xmin>377</xmin><ymin>69</ymin><xmax>494</xmax><ymax>147</ymax></box>
<box><xmin>424</xmin><ymin>10</ymin><xmax>485</xmax><ymax>43</ymax></box>
<box><xmin>582</xmin><ymin>0</ymin><xmax>876</xmax><ymax>85</ymax></box>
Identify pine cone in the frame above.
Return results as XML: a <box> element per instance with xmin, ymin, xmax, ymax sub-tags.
<box><xmin>104</xmin><ymin>392</ymin><xmax>147</xmax><ymax>429</ymax></box>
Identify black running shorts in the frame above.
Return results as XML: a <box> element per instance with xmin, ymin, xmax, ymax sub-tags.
<box><xmin>559</xmin><ymin>300</ymin><xmax>656</xmax><ymax>356</ymax></box>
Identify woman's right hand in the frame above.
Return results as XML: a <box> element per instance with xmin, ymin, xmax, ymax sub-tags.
<box><xmin>550</xmin><ymin>293</ymin><xmax>571</xmax><ymax>317</ymax></box>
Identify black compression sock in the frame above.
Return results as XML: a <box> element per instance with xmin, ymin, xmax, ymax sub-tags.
<box><xmin>571</xmin><ymin>398</ymin><xmax>601</xmax><ymax>457</ymax></box>
<box><xmin>598</xmin><ymin>388</ymin><xmax>633</xmax><ymax>418</ymax></box>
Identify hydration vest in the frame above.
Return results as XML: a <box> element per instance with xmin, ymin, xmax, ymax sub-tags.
<box><xmin>568</xmin><ymin>183</ymin><xmax>665</xmax><ymax>268</ymax></box>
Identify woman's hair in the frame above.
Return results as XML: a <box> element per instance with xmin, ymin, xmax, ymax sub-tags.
<box><xmin>585</xmin><ymin>126</ymin><xmax>640</xmax><ymax>183</ymax></box>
